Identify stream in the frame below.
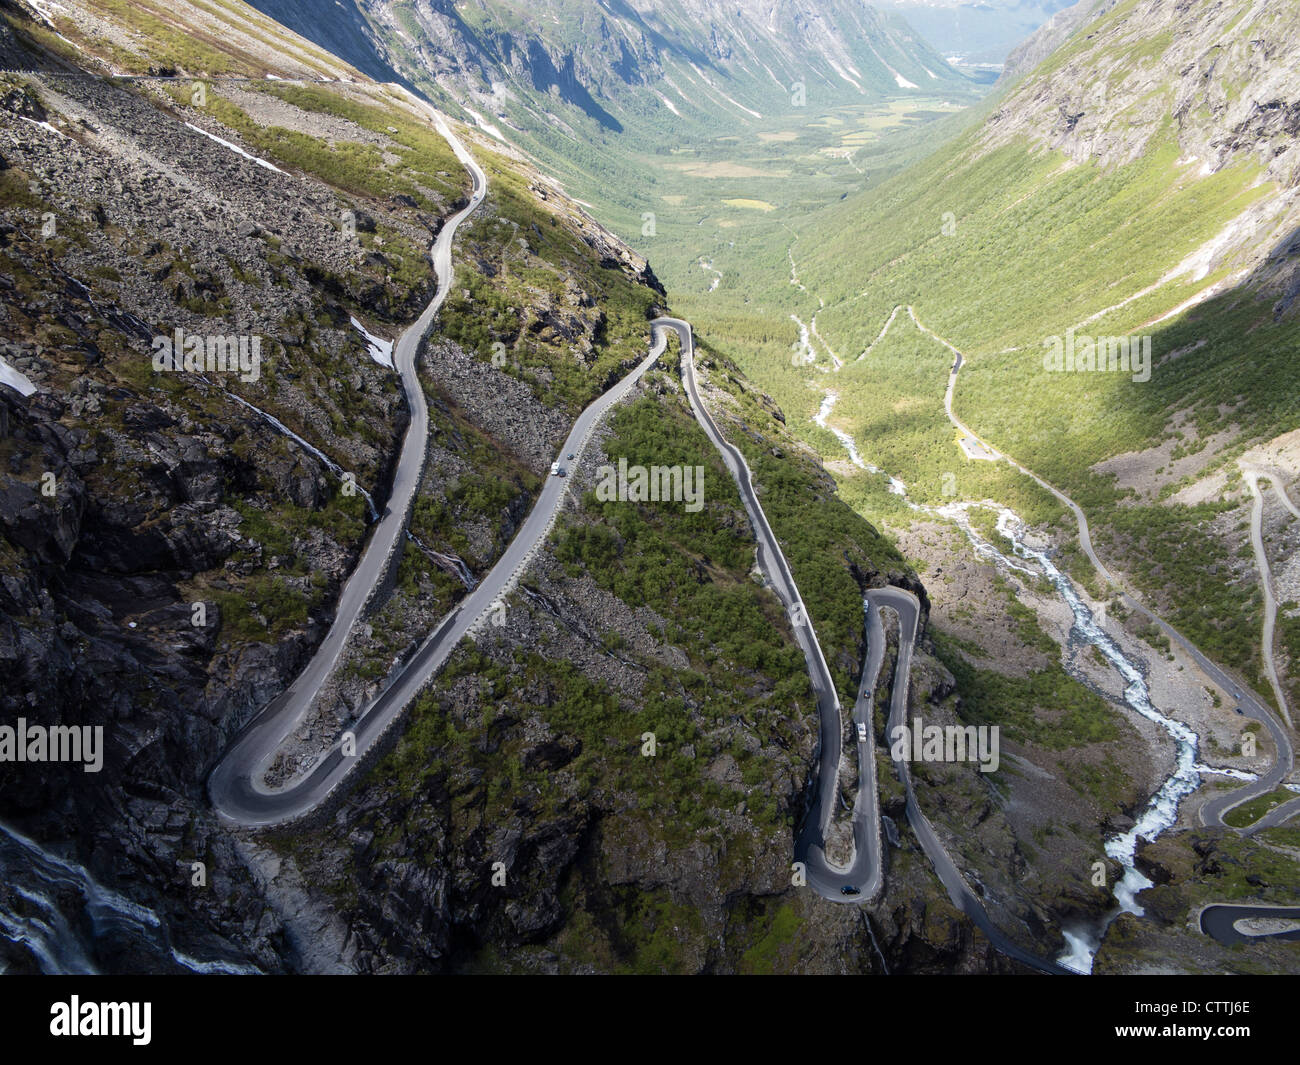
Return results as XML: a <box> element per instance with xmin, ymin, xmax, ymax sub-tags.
<box><xmin>0</xmin><ymin>821</ymin><xmax>261</xmax><ymax>975</ymax></box>
<box><xmin>815</xmin><ymin>391</ymin><xmax>1254</xmax><ymax>973</ymax></box>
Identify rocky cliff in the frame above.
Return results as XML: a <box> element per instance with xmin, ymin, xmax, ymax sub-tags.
<box><xmin>0</xmin><ymin>0</ymin><xmax>1017</xmax><ymax>974</ymax></box>
<box><xmin>247</xmin><ymin>0</ymin><xmax>970</xmax><ymax>144</ymax></box>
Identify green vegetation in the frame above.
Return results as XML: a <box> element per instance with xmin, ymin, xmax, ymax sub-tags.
<box><xmin>368</xmin><ymin>381</ymin><xmax>866</xmax><ymax>848</ymax></box>
<box><xmin>738</xmin><ymin>903</ymin><xmax>803</xmax><ymax>974</ymax></box>
<box><xmin>553</xmin><ymin>394</ymin><xmax>813</xmax><ymax>716</ymax></box>
<box><xmin>934</xmin><ymin>632</ymin><xmax>1121</xmax><ymax>751</ymax></box>
<box><xmin>1063</xmin><ymin>755</ymin><xmax>1132</xmax><ymax>810</ymax></box>
<box><xmin>1278</xmin><ymin>605</ymin><xmax>1300</xmax><ymax>708</ymax></box>
<box><xmin>213</xmin><ymin>571</ymin><xmax>323</xmax><ymax>642</ymax></box>
<box><xmin>179</xmin><ymin>91</ymin><xmax>459</xmax><ymax>210</ymax></box>
<box><xmin>998</xmin><ymin>575</ymin><xmax>1058</xmax><ymax>655</ymax></box>
<box><xmin>1176</xmin><ymin>832</ymin><xmax>1300</xmax><ymax>904</ymax></box>
<box><xmin>1224</xmin><ymin>788</ymin><xmax>1298</xmax><ymax>830</ymax></box>
<box><xmin>651</xmin><ymin>104</ymin><xmax>1295</xmax><ymax>693</ymax></box>
<box><xmin>19</xmin><ymin>0</ymin><xmax>345</xmax><ymax>77</ymax></box>
<box><xmin>689</xmin><ymin>343</ymin><xmax>910</xmax><ymax>703</ymax></box>
<box><xmin>206</xmin><ymin>493</ymin><xmax>364</xmax><ymax>641</ymax></box>
<box><xmin>436</xmin><ymin>147</ymin><xmax>659</xmax><ymax>414</ymax></box>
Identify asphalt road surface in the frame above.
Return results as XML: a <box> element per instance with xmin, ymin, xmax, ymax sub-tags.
<box><xmin>917</xmin><ymin>306</ymin><xmax>1298</xmax><ymax>835</ymax></box>
<box><xmin>208</xmin><ymin>114</ymin><xmax>671</xmax><ymax>824</ymax></box>
<box><xmin>210</xmin><ymin>324</ymin><xmax>670</xmax><ymax>825</ymax></box>
<box><xmin>683</xmin><ymin>333</ymin><xmax>1071</xmax><ymax>971</ymax></box>
<box><xmin>924</xmin><ymin>305</ymin><xmax>1300</xmax><ymax>941</ymax></box>
<box><xmin>673</xmin><ymin>322</ymin><xmax>873</xmax><ymax>902</ymax></box>
<box><xmin>871</xmin><ymin>589</ymin><xmax>1073</xmax><ymax>974</ymax></box>
<box><xmin>1200</xmin><ymin>903</ymin><xmax>1300</xmax><ymax>945</ymax></box>
<box><xmin>208</xmin><ymin>112</ymin><xmax>485</xmax><ymax>825</ymax></box>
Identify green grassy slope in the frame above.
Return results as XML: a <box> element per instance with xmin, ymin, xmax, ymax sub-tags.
<box><xmin>689</xmin><ymin>4</ymin><xmax>1300</xmax><ymax>699</ymax></box>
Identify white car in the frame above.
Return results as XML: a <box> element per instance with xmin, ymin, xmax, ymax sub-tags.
<box><xmin>550</xmin><ymin>462</ymin><xmax>560</xmax><ymax>476</ymax></box>
<box><xmin>856</xmin><ymin>722</ymin><xmax>868</xmax><ymax>743</ymax></box>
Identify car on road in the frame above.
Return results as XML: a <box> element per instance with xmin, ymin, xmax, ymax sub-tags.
<box><xmin>550</xmin><ymin>462</ymin><xmax>566</xmax><ymax>476</ymax></box>
<box><xmin>1234</xmin><ymin>706</ymin><xmax>1244</xmax><ymax>715</ymax></box>
<box><xmin>566</xmin><ymin>452</ymin><xmax>574</xmax><ymax>460</ymax></box>
<box><xmin>841</xmin><ymin>885</ymin><xmax>860</xmax><ymax>896</ymax></box>
<box><xmin>857</xmin><ymin>722</ymin><xmax>868</xmax><ymax>743</ymax></box>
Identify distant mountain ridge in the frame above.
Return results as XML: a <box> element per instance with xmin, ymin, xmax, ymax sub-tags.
<box><xmin>246</xmin><ymin>0</ymin><xmax>970</xmax><ymax>141</ymax></box>
<box><xmin>876</xmin><ymin>0</ymin><xmax>1078</xmax><ymax>65</ymax></box>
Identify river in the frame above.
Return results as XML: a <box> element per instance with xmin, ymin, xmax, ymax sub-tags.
<box><xmin>815</xmin><ymin>391</ymin><xmax>1254</xmax><ymax>972</ymax></box>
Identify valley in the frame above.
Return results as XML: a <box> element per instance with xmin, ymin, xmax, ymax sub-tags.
<box><xmin>0</xmin><ymin>0</ymin><xmax>1297</xmax><ymax>981</ymax></box>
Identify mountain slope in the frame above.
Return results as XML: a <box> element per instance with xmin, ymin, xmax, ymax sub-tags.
<box><xmin>704</xmin><ymin>0</ymin><xmax>1300</xmax><ymax>973</ymax></box>
<box><xmin>241</xmin><ymin>0</ymin><xmax>975</xmax><ymax>194</ymax></box>
<box><xmin>786</xmin><ymin>0</ymin><xmax>1300</xmax><ymax>687</ymax></box>
<box><xmin>0</xmin><ymin>0</ymin><xmax>991</xmax><ymax>975</ymax></box>
<box><xmin>878</xmin><ymin>0</ymin><xmax>1079</xmax><ymax>67</ymax></box>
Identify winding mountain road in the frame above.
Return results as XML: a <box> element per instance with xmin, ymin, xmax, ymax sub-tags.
<box><xmin>205</xmin><ymin>130</ymin><xmax>1107</xmax><ymax>967</ymax></box>
<box><xmin>914</xmin><ymin>307</ymin><xmax>1298</xmax><ymax>834</ymax></box>
<box><xmin>209</xmin><ymin>112</ymin><xmax>485</xmax><ymax>825</ymax></box>
<box><xmin>915</xmin><ymin>306</ymin><xmax>1300</xmax><ymax>949</ymax></box>
<box><xmin>681</xmin><ymin>327</ymin><xmax>1070</xmax><ymax>970</ymax></box>
<box><xmin>870</xmin><ymin>589</ymin><xmax>1072</xmax><ymax>974</ymax></box>
<box><xmin>209</xmin><ymin>120</ymin><xmax>673</xmax><ymax>826</ymax></box>
<box><xmin>1243</xmin><ymin>468</ymin><xmax>1295</xmax><ymax>729</ymax></box>
<box><xmin>1199</xmin><ymin>902</ymin><xmax>1300</xmax><ymax>945</ymax></box>
<box><xmin>211</xmin><ymin>322</ymin><xmax>672</xmax><ymax>825</ymax></box>
<box><xmin>674</xmin><ymin>319</ymin><xmax>884</xmax><ymax>902</ymax></box>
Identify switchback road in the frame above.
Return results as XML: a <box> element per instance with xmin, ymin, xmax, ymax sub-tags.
<box><xmin>209</xmin><ymin>120</ymin><xmax>668</xmax><ymax>825</ymax></box>
<box><xmin>912</xmin><ymin>307</ymin><xmax>1296</xmax><ymax>834</ymax></box>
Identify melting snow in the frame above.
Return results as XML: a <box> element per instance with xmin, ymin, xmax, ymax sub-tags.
<box><xmin>0</xmin><ymin>357</ymin><xmax>36</xmax><ymax>396</ymax></box>
<box><xmin>184</xmin><ymin>122</ymin><xmax>286</xmax><ymax>174</ymax></box>
<box><xmin>461</xmin><ymin>106</ymin><xmax>507</xmax><ymax>143</ymax></box>
<box><xmin>657</xmin><ymin>93</ymin><xmax>681</xmax><ymax>117</ymax></box>
<box><xmin>351</xmin><ymin>317</ymin><xmax>394</xmax><ymax>369</ymax></box>
<box><xmin>19</xmin><ymin>115</ymin><xmax>64</xmax><ymax>138</ymax></box>
<box><xmin>828</xmin><ymin>60</ymin><xmax>863</xmax><ymax>92</ymax></box>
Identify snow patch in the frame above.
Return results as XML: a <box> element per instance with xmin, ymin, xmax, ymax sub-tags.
<box><xmin>461</xmin><ymin>106</ymin><xmax>507</xmax><ymax>143</ymax></box>
<box><xmin>828</xmin><ymin>60</ymin><xmax>862</xmax><ymax>92</ymax></box>
<box><xmin>350</xmin><ymin>317</ymin><xmax>394</xmax><ymax>369</ymax></box>
<box><xmin>18</xmin><ymin>115</ymin><xmax>64</xmax><ymax>139</ymax></box>
<box><xmin>184</xmin><ymin>122</ymin><xmax>285</xmax><ymax>174</ymax></box>
<box><xmin>0</xmin><ymin>357</ymin><xmax>36</xmax><ymax>396</ymax></box>
<box><xmin>26</xmin><ymin>0</ymin><xmax>61</xmax><ymax>27</ymax></box>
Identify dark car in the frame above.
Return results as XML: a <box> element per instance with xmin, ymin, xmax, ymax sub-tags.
<box><xmin>841</xmin><ymin>885</ymin><xmax>860</xmax><ymax>897</ymax></box>
<box><xmin>1234</xmin><ymin>707</ymin><xmax>1244</xmax><ymax>715</ymax></box>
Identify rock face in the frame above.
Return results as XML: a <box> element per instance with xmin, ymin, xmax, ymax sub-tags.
<box><xmin>999</xmin><ymin>0</ymin><xmax>1120</xmax><ymax>83</ymax></box>
<box><xmin>879</xmin><ymin>0</ymin><xmax>1080</xmax><ymax>67</ymax></box>
<box><xmin>0</xmin><ymin>62</ymin><xmax>455</xmax><ymax>971</ymax></box>
<box><xmin>985</xmin><ymin>0</ymin><xmax>1300</xmax><ymax>187</ymax></box>
<box><xmin>982</xmin><ymin>0</ymin><xmax>1300</xmax><ymax>308</ymax></box>
<box><xmin>281</xmin><ymin>368</ymin><xmax>1001</xmax><ymax>975</ymax></box>
<box><xmin>0</xmin><ymin>0</ymin><xmax>1027</xmax><ymax>976</ymax></box>
<box><xmin>248</xmin><ymin>0</ymin><xmax>968</xmax><ymax>138</ymax></box>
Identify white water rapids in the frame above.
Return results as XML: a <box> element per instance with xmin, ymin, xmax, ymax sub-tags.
<box><xmin>0</xmin><ymin>821</ymin><xmax>260</xmax><ymax>974</ymax></box>
<box><xmin>814</xmin><ymin>391</ymin><xmax>1253</xmax><ymax>973</ymax></box>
